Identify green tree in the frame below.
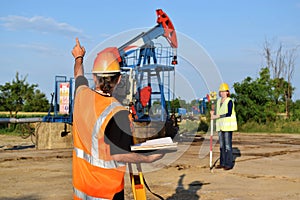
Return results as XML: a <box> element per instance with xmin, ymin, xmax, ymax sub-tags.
<box><xmin>169</xmin><ymin>98</ymin><xmax>181</xmax><ymax>112</ymax></box>
<box><xmin>290</xmin><ymin>100</ymin><xmax>300</xmax><ymax>121</ymax></box>
<box><xmin>0</xmin><ymin>72</ymin><xmax>49</xmax><ymax>117</ymax></box>
<box><xmin>23</xmin><ymin>89</ymin><xmax>49</xmax><ymax>112</ymax></box>
<box><xmin>232</xmin><ymin>65</ymin><xmax>298</xmax><ymax>126</ymax></box>
<box><xmin>263</xmin><ymin>39</ymin><xmax>297</xmax><ymax>118</ymax></box>
<box><xmin>190</xmin><ymin>99</ymin><xmax>199</xmax><ymax>108</ymax></box>
<box><xmin>232</xmin><ymin>68</ymin><xmax>277</xmax><ymax>124</ymax></box>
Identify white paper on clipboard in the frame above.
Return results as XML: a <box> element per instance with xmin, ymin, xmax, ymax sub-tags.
<box><xmin>131</xmin><ymin>137</ymin><xmax>177</xmax><ymax>151</ymax></box>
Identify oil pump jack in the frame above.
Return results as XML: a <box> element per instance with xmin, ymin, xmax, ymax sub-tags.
<box><xmin>108</xmin><ymin>9</ymin><xmax>179</xmax><ymax>143</ymax></box>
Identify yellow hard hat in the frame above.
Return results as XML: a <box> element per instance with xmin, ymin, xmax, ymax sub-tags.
<box><xmin>219</xmin><ymin>83</ymin><xmax>229</xmax><ymax>91</ymax></box>
<box><xmin>92</xmin><ymin>47</ymin><xmax>121</xmax><ymax>76</ymax></box>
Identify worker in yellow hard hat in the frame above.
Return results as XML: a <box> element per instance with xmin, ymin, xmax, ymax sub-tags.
<box><xmin>71</xmin><ymin>38</ymin><xmax>164</xmax><ymax>200</ymax></box>
<box><xmin>210</xmin><ymin>82</ymin><xmax>237</xmax><ymax>170</ymax></box>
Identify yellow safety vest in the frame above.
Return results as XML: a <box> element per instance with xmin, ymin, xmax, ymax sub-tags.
<box><xmin>73</xmin><ymin>85</ymin><xmax>127</xmax><ymax>200</ymax></box>
<box><xmin>216</xmin><ymin>97</ymin><xmax>238</xmax><ymax>131</ymax></box>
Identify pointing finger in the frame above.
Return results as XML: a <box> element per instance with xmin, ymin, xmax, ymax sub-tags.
<box><xmin>76</xmin><ymin>37</ymin><xmax>81</xmax><ymax>47</ymax></box>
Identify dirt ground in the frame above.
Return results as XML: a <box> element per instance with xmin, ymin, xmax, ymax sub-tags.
<box><xmin>0</xmin><ymin>132</ymin><xmax>300</xmax><ymax>200</ymax></box>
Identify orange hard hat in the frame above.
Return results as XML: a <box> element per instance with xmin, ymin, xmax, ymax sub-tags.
<box><xmin>219</xmin><ymin>83</ymin><xmax>229</xmax><ymax>91</ymax></box>
<box><xmin>92</xmin><ymin>47</ymin><xmax>121</xmax><ymax>76</ymax></box>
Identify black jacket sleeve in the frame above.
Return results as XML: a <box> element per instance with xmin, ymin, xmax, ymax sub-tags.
<box><xmin>104</xmin><ymin>110</ymin><xmax>134</xmax><ymax>155</ymax></box>
<box><xmin>220</xmin><ymin>100</ymin><xmax>233</xmax><ymax>118</ymax></box>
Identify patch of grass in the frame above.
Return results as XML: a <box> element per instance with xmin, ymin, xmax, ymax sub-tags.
<box><xmin>239</xmin><ymin>120</ymin><xmax>300</xmax><ymax>133</ymax></box>
<box><xmin>177</xmin><ymin>117</ymin><xmax>300</xmax><ymax>134</ymax></box>
<box><xmin>179</xmin><ymin>119</ymin><xmax>199</xmax><ymax>133</ymax></box>
<box><xmin>0</xmin><ymin>111</ymin><xmax>47</xmax><ymax>118</ymax></box>
<box><xmin>0</xmin><ymin>125</ymin><xmax>20</xmax><ymax>136</ymax></box>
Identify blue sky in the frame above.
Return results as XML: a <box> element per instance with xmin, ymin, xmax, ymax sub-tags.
<box><xmin>1</xmin><ymin>0</ymin><xmax>300</xmax><ymax>101</ymax></box>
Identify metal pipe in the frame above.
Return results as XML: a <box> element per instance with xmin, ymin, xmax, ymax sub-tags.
<box><xmin>0</xmin><ymin>118</ymin><xmax>43</xmax><ymax>124</ymax></box>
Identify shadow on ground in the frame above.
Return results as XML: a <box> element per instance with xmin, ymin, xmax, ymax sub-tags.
<box><xmin>0</xmin><ymin>195</ymin><xmax>39</xmax><ymax>200</ymax></box>
<box><xmin>166</xmin><ymin>174</ymin><xmax>209</xmax><ymax>200</ymax></box>
<box><xmin>211</xmin><ymin>147</ymin><xmax>241</xmax><ymax>169</ymax></box>
<box><xmin>4</xmin><ymin>144</ymin><xmax>35</xmax><ymax>151</ymax></box>
<box><xmin>233</xmin><ymin>147</ymin><xmax>241</xmax><ymax>167</ymax></box>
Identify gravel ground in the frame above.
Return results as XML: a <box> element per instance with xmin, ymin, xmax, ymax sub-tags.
<box><xmin>0</xmin><ymin>132</ymin><xmax>300</xmax><ymax>200</ymax></box>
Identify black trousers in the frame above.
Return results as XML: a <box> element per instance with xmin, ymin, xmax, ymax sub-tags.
<box><xmin>113</xmin><ymin>190</ymin><xmax>124</xmax><ymax>200</ymax></box>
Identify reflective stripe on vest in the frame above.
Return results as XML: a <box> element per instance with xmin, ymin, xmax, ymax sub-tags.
<box><xmin>74</xmin><ymin>101</ymin><xmax>125</xmax><ymax>168</ymax></box>
<box><xmin>74</xmin><ymin>147</ymin><xmax>125</xmax><ymax>169</ymax></box>
<box><xmin>91</xmin><ymin>101</ymin><xmax>122</xmax><ymax>159</ymax></box>
<box><xmin>216</xmin><ymin>97</ymin><xmax>238</xmax><ymax>131</ymax></box>
<box><xmin>74</xmin><ymin>187</ymin><xmax>110</xmax><ymax>200</ymax></box>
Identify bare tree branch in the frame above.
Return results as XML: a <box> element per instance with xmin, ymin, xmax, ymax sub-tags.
<box><xmin>262</xmin><ymin>39</ymin><xmax>299</xmax><ymax>118</ymax></box>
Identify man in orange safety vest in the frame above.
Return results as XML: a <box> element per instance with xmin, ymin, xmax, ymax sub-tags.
<box><xmin>71</xmin><ymin>38</ymin><xmax>164</xmax><ymax>200</ymax></box>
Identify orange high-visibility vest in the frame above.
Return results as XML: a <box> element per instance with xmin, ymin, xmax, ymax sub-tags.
<box><xmin>73</xmin><ymin>85</ymin><xmax>127</xmax><ymax>200</ymax></box>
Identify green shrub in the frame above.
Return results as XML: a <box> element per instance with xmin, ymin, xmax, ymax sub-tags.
<box><xmin>239</xmin><ymin>120</ymin><xmax>300</xmax><ymax>133</ymax></box>
<box><xmin>197</xmin><ymin>119</ymin><xmax>209</xmax><ymax>133</ymax></box>
<box><xmin>179</xmin><ymin>120</ymin><xmax>199</xmax><ymax>133</ymax></box>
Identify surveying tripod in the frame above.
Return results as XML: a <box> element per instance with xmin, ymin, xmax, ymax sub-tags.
<box><xmin>128</xmin><ymin>162</ymin><xmax>164</xmax><ymax>200</ymax></box>
<box><xmin>128</xmin><ymin>163</ymin><xmax>147</xmax><ymax>200</ymax></box>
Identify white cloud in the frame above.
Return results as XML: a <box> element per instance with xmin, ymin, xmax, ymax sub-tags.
<box><xmin>15</xmin><ymin>43</ymin><xmax>63</xmax><ymax>56</ymax></box>
<box><xmin>0</xmin><ymin>15</ymin><xmax>85</xmax><ymax>38</ymax></box>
